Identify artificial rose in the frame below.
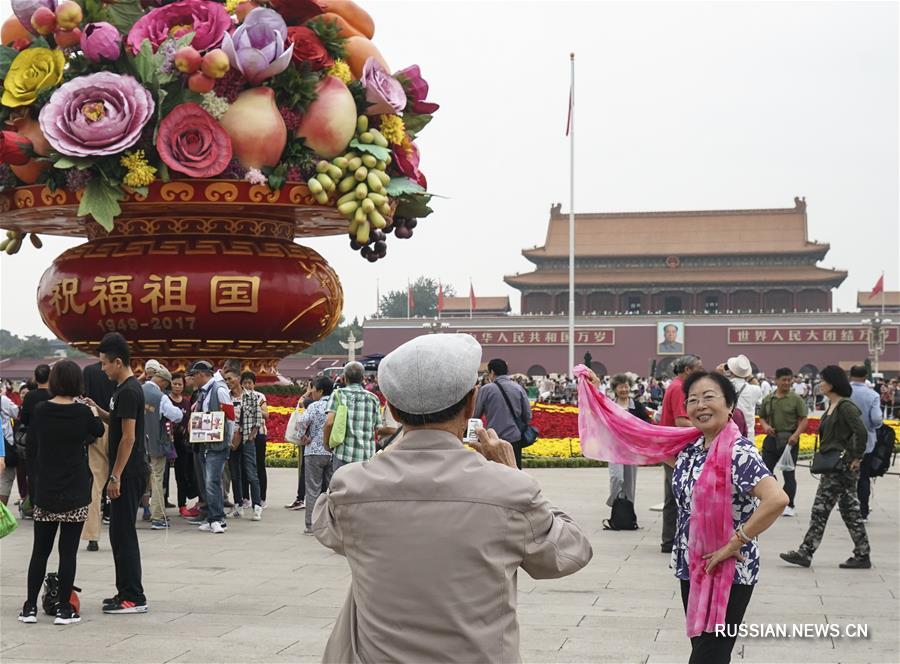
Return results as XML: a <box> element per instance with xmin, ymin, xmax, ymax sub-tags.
<box><xmin>221</xmin><ymin>8</ymin><xmax>293</xmax><ymax>85</ymax></box>
<box><xmin>126</xmin><ymin>0</ymin><xmax>232</xmax><ymax>54</ymax></box>
<box><xmin>11</xmin><ymin>0</ymin><xmax>57</xmax><ymax>36</ymax></box>
<box><xmin>362</xmin><ymin>57</ymin><xmax>406</xmax><ymax>115</ymax></box>
<box><xmin>156</xmin><ymin>103</ymin><xmax>232</xmax><ymax>177</ymax></box>
<box><xmin>80</xmin><ymin>22</ymin><xmax>122</xmax><ymax>62</ymax></box>
<box><xmin>1</xmin><ymin>47</ymin><xmax>65</xmax><ymax>108</ymax></box>
<box><xmin>285</xmin><ymin>26</ymin><xmax>332</xmax><ymax>71</ymax></box>
<box><xmin>0</xmin><ymin>131</ymin><xmax>32</xmax><ymax>165</ymax></box>
<box><xmin>395</xmin><ymin>64</ymin><xmax>440</xmax><ymax>114</ymax></box>
<box><xmin>391</xmin><ymin>137</ymin><xmax>426</xmax><ymax>188</ymax></box>
<box><xmin>38</xmin><ymin>72</ymin><xmax>154</xmax><ymax>157</ymax></box>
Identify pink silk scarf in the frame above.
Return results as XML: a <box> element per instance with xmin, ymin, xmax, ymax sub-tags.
<box><xmin>573</xmin><ymin>365</ymin><xmax>741</xmax><ymax>637</ymax></box>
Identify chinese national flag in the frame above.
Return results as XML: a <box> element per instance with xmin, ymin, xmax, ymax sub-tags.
<box><xmin>870</xmin><ymin>273</ymin><xmax>884</xmax><ymax>298</ymax></box>
<box><xmin>408</xmin><ymin>285</ymin><xmax>415</xmax><ymax>310</ymax></box>
<box><xmin>469</xmin><ymin>283</ymin><xmax>477</xmax><ymax>312</ymax></box>
<box><xmin>437</xmin><ymin>283</ymin><xmax>444</xmax><ymax>312</ymax></box>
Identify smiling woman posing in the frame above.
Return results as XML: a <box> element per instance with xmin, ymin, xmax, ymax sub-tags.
<box><xmin>667</xmin><ymin>370</ymin><xmax>788</xmax><ymax>664</ymax></box>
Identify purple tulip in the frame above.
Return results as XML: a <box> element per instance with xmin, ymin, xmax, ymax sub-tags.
<box><xmin>38</xmin><ymin>72</ymin><xmax>155</xmax><ymax>157</ymax></box>
<box><xmin>11</xmin><ymin>0</ymin><xmax>57</xmax><ymax>36</ymax></box>
<box><xmin>395</xmin><ymin>65</ymin><xmax>440</xmax><ymax>114</ymax></box>
<box><xmin>362</xmin><ymin>57</ymin><xmax>406</xmax><ymax>115</ymax></box>
<box><xmin>80</xmin><ymin>23</ymin><xmax>122</xmax><ymax>62</ymax></box>
<box><xmin>221</xmin><ymin>7</ymin><xmax>293</xmax><ymax>86</ymax></box>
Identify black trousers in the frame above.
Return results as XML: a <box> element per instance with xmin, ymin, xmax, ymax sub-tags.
<box><xmin>857</xmin><ymin>451</ymin><xmax>875</xmax><ymax>518</ymax></box>
<box><xmin>192</xmin><ymin>445</ymin><xmax>207</xmax><ymax>508</ymax></box>
<box><xmin>761</xmin><ymin>436</ymin><xmax>799</xmax><ymax>508</ymax></box>
<box><xmin>662</xmin><ymin>465</ymin><xmax>677</xmax><ymax>548</ymax></box>
<box><xmin>173</xmin><ymin>443</ymin><xmax>196</xmax><ymax>506</ymax></box>
<box><xmin>27</xmin><ymin>520</ymin><xmax>84</xmax><ymax>607</ymax></box>
<box><xmin>108</xmin><ymin>474</ymin><xmax>146</xmax><ymax>603</ymax></box>
<box><xmin>680</xmin><ymin>580</ymin><xmax>754</xmax><ymax>664</ymax></box>
<box><xmin>244</xmin><ymin>435</ymin><xmax>268</xmax><ymax>502</ymax></box>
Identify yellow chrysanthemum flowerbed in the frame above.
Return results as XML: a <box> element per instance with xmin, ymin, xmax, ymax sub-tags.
<box><xmin>267</xmin><ymin>442</ymin><xmax>300</xmax><ymax>461</ymax></box>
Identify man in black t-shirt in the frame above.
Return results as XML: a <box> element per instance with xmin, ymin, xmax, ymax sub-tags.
<box><xmin>81</xmin><ymin>362</ymin><xmax>116</xmax><ymax>551</ymax></box>
<box><xmin>85</xmin><ymin>333</ymin><xmax>148</xmax><ymax>614</ymax></box>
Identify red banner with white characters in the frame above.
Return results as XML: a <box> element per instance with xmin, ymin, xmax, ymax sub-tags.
<box><xmin>728</xmin><ymin>326</ymin><xmax>899</xmax><ymax>345</ymax></box>
<box><xmin>459</xmin><ymin>328</ymin><xmax>615</xmax><ymax>346</ymax></box>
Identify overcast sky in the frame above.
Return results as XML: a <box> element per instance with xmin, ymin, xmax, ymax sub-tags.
<box><xmin>1</xmin><ymin>0</ymin><xmax>897</xmax><ymax>339</ymax></box>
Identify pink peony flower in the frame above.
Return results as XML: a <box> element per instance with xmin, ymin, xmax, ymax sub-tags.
<box><xmin>395</xmin><ymin>65</ymin><xmax>440</xmax><ymax>114</ymax></box>
<box><xmin>126</xmin><ymin>0</ymin><xmax>232</xmax><ymax>54</ymax></box>
<box><xmin>362</xmin><ymin>57</ymin><xmax>406</xmax><ymax>115</ymax></box>
<box><xmin>80</xmin><ymin>22</ymin><xmax>122</xmax><ymax>62</ymax></box>
<box><xmin>38</xmin><ymin>72</ymin><xmax>154</xmax><ymax>157</ymax></box>
<box><xmin>391</xmin><ymin>138</ymin><xmax>426</xmax><ymax>189</ymax></box>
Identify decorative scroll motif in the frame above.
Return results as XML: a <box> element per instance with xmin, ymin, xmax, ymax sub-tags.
<box><xmin>159</xmin><ymin>182</ymin><xmax>195</xmax><ymax>202</ymax></box>
<box><xmin>68</xmin><ymin>340</ymin><xmax>311</xmax><ymax>363</ymax></box>
<box><xmin>248</xmin><ymin>184</ymin><xmax>281</xmax><ymax>203</ymax></box>
<box><xmin>14</xmin><ymin>189</ymin><xmax>35</xmax><ymax>208</ymax></box>
<box><xmin>40</xmin><ymin>188</ymin><xmax>67</xmax><ymax>206</ymax></box>
<box><xmin>83</xmin><ymin>217</ymin><xmax>296</xmax><ymax>241</ymax></box>
<box><xmin>205</xmin><ymin>181</ymin><xmax>240</xmax><ymax>202</ymax></box>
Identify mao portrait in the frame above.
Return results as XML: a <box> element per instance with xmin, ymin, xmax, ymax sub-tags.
<box><xmin>657</xmin><ymin>322</ymin><xmax>684</xmax><ymax>355</ymax></box>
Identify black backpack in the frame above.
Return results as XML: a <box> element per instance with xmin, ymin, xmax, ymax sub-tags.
<box><xmin>869</xmin><ymin>425</ymin><xmax>897</xmax><ymax>478</ymax></box>
<box><xmin>40</xmin><ymin>573</ymin><xmax>81</xmax><ymax>615</ymax></box>
<box><xmin>603</xmin><ymin>492</ymin><xmax>638</xmax><ymax>531</ymax></box>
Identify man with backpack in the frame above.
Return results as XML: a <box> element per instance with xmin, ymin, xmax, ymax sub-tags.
<box><xmin>474</xmin><ymin>359</ymin><xmax>533</xmax><ymax>470</ymax></box>
<box><xmin>848</xmin><ymin>365</ymin><xmax>883</xmax><ymax>521</ymax></box>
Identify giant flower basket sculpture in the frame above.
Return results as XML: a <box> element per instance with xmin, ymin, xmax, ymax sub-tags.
<box><xmin>0</xmin><ymin>0</ymin><xmax>438</xmax><ymax>377</ymax></box>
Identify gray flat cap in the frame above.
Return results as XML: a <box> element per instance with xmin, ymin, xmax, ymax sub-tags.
<box><xmin>378</xmin><ymin>334</ymin><xmax>481</xmax><ymax>414</ymax></box>
<box><xmin>154</xmin><ymin>366</ymin><xmax>172</xmax><ymax>383</ymax></box>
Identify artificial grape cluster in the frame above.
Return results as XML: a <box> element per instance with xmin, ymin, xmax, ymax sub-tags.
<box><xmin>0</xmin><ymin>230</ymin><xmax>42</xmax><ymax>255</ymax></box>
<box><xmin>307</xmin><ymin>115</ymin><xmax>398</xmax><ymax>263</ymax></box>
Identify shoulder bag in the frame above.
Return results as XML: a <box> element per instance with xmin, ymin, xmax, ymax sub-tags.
<box><xmin>329</xmin><ymin>389</ymin><xmax>348</xmax><ymax>449</ymax></box>
<box><xmin>497</xmin><ymin>382</ymin><xmax>539</xmax><ymax>446</ymax></box>
<box><xmin>0</xmin><ymin>500</ymin><xmax>17</xmax><ymax>539</ymax></box>
<box><xmin>810</xmin><ymin>403</ymin><xmax>844</xmax><ymax>474</ymax></box>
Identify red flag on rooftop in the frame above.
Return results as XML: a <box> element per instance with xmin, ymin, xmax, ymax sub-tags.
<box><xmin>469</xmin><ymin>282</ymin><xmax>477</xmax><ymax>313</ymax></box>
<box><xmin>407</xmin><ymin>284</ymin><xmax>415</xmax><ymax>312</ymax></box>
<box><xmin>870</xmin><ymin>273</ymin><xmax>884</xmax><ymax>298</ymax></box>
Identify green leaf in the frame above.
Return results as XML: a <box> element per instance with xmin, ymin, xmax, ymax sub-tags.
<box><xmin>349</xmin><ymin>139</ymin><xmax>390</xmax><ymax>161</ymax></box>
<box><xmin>106</xmin><ymin>0</ymin><xmax>145</xmax><ymax>36</ymax></box>
<box><xmin>173</xmin><ymin>32</ymin><xmax>195</xmax><ymax>50</ymax></box>
<box><xmin>394</xmin><ymin>193</ymin><xmax>433</xmax><ymax>220</ymax></box>
<box><xmin>402</xmin><ymin>113</ymin><xmax>432</xmax><ymax>138</ymax></box>
<box><xmin>30</xmin><ymin>37</ymin><xmax>51</xmax><ymax>49</ymax></box>
<box><xmin>53</xmin><ymin>156</ymin><xmax>95</xmax><ymax>170</ymax></box>
<box><xmin>0</xmin><ymin>45</ymin><xmax>18</xmax><ymax>79</ymax></box>
<box><xmin>78</xmin><ymin>178</ymin><xmax>123</xmax><ymax>231</ymax></box>
<box><xmin>53</xmin><ymin>158</ymin><xmax>76</xmax><ymax>170</ymax></box>
<box><xmin>306</xmin><ymin>17</ymin><xmax>347</xmax><ymax>60</ymax></box>
<box><xmin>132</xmin><ymin>39</ymin><xmax>158</xmax><ymax>87</ymax></box>
<box><xmin>383</xmin><ymin>177</ymin><xmax>425</xmax><ymax>197</ymax></box>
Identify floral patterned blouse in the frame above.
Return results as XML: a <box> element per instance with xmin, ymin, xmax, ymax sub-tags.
<box><xmin>671</xmin><ymin>436</ymin><xmax>772</xmax><ymax>585</ymax></box>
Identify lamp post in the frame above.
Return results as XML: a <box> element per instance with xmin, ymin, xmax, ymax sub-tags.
<box><xmin>423</xmin><ymin>318</ymin><xmax>449</xmax><ymax>334</ymax></box>
<box><xmin>862</xmin><ymin>313</ymin><xmax>893</xmax><ymax>374</ymax></box>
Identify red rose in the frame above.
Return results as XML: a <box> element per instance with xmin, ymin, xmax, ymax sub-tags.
<box><xmin>286</xmin><ymin>26</ymin><xmax>333</xmax><ymax>71</ymax></box>
<box><xmin>270</xmin><ymin>0</ymin><xmax>323</xmax><ymax>25</ymax></box>
<box><xmin>156</xmin><ymin>103</ymin><xmax>232</xmax><ymax>178</ymax></box>
<box><xmin>391</xmin><ymin>138</ymin><xmax>427</xmax><ymax>189</ymax></box>
<box><xmin>0</xmin><ymin>131</ymin><xmax>33</xmax><ymax>166</ymax></box>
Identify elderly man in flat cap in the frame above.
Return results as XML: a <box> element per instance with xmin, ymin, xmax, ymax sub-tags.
<box><xmin>312</xmin><ymin>333</ymin><xmax>593</xmax><ymax>663</ymax></box>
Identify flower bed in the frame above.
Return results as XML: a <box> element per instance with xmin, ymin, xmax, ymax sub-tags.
<box><xmin>262</xmin><ymin>400</ymin><xmax>900</xmax><ymax>466</ymax></box>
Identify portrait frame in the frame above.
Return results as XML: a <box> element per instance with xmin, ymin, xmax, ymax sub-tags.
<box><xmin>657</xmin><ymin>321</ymin><xmax>685</xmax><ymax>355</ymax></box>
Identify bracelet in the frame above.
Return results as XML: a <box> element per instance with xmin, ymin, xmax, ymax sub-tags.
<box><xmin>735</xmin><ymin>524</ymin><xmax>752</xmax><ymax>544</ymax></box>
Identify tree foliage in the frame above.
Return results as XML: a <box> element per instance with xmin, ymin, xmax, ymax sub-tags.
<box><xmin>378</xmin><ymin>277</ymin><xmax>456</xmax><ymax>318</ymax></box>
<box><xmin>0</xmin><ymin>329</ymin><xmax>86</xmax><ymax>359</ymax></box>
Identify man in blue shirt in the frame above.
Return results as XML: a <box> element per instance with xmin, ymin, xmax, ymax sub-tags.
<box><xmin>848</xmin><ymin>365</ymin><xmax>883</xmax><ymax>521</ymax></box>
<box><xmin>473</xmin><ymin>359</ymin><xmax>532</xmax><ymax>469</ymax></box>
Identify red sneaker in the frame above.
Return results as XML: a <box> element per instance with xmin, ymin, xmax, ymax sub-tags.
<box><xmin>180</xmin><ymin>506</ymin><xmax>200</xmax><ymax>518</ymax></box>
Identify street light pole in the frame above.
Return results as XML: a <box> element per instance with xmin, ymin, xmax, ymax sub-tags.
<box><xmin>862</xmin><ymin>313</ymin><xmax>893</xmax><ymax>375</ymax></box>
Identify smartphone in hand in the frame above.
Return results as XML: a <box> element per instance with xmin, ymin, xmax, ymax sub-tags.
<box><xmin>465</xmin><ymin>418</ymin><xmax>482</xmax><ymax>443</ymax></box>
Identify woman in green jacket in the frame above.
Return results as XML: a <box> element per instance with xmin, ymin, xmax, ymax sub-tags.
<box><xmin>780</xmin><ymin>365</ymin><xmax>871</xmax><ymax>569</ymax></box>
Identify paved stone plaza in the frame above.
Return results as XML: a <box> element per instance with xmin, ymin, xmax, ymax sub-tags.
<box><xmin>1</xmin><ymin>465</ymin><xmax>897</xmax><ymax>664</ymax></box>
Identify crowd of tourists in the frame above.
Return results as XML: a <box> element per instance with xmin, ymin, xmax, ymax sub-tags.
<box><xmin>0</xmin><ymin>332</ymin><xmax>895</xmax><ymax>664</ymax></box>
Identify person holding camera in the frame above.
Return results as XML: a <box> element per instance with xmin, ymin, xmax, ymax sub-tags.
<box><xmin>18</xmin><ymin>361</ymin><xmax>103</xmax><ymax>625</ymax></box>
<box><xmin>780</xmin><ymin>365</ymin><xmax>871</xmax><ymax>569</ymax></box>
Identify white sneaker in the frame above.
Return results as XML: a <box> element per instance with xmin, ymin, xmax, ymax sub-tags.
<box><xmin>260</xmin><ymin>500</ymin><xmax>268</xmax><ymax>509</ymax></box>
<box><xmin>211</xmin><ymin>521</ymin><xmax>226</xmax><ymax>534</ymax></box>
<box><xmin>198</xmin><ymin>521</ymin><xmax>213</xmax><ymax>531</ymax></box>
<box><xmin>230</xmin><ymin>506</ymin><xmax>243</xmax><ymax>518</ymax></box>
<box><xmin>241</xmin><ymin>499</ymin><xmax>251</xmax><ymax>509</ymax></box>
<box><xmin>252</xmin><ymin>505</ymin><xmax>263</xmax><ymax>521</ymax></box>
<box><xmin>783</xmin><ymin>506</ymin><xmax>796</xmax><ymax>517</ymax></box>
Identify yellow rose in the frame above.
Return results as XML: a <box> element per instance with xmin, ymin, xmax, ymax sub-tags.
<box><xmin>2</xmin><ymin>48</ymin><xmax>66</xmax><ymax>108</ymax></box>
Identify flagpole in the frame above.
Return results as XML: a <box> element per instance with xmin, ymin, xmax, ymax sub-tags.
<box><xmin>881</xmin><ymin>270</ymin><xmax>885</xmax><ymax>319</ymax></box>
<box><xmin>469</xmin><ymin>278</ymin><xmax>473</xmax><ymax>319</ymax></box>
<box><xmin>407</xmin><ymin>279</ymin><xmax>411</xmax><ymax>319</ymax></box>
<box><xmin>567</xmin><ymin>52</ymin><xmax>576</xmax><ymax>376</ymax></box>
<box><xmin>376</xmin><ymin>277</ymin><xmax>380</xmax><ymax>317</ymax></box>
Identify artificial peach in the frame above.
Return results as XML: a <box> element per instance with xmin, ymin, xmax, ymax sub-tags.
<box><xmin>187</xmin><ymin>71</ymin><xmax>216</xmax><ymax>93</ymax></box>
<box><xmin>174</xmin><ymin>46</ymin><xmax>202</xmax><ymax>74</ymax></box>
<box><xmin>30</xmin><ymin>6</ymin><xmax>57</xmax><ymax>35</ymax></box>
<box><xmin>219</xmin><ymin>87</ymin><xmax>286</xmax><ymax>168</ymax></box>
<box><xmin>53</xmin><ymin>27</ymin><xmax>81</xmax><ymax>48</ymax></box>
<box><xmin>200</xmin><ymin>48</ymin><xmax>230</xmax><ymax>79</ymax></box>
<box><xmin>55</xmin><ymin>2</ymin><xmax>83</xmax><ymax>30</ymax></box>
<box><xmin>295</xmin><ymin>76</ymin><xmax>357</xmax><ymax>158</ymax></box>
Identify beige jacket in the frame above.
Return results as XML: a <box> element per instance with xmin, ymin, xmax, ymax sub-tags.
<box><xmin>312</xmin><ymin>429</ymin><xmax>593</xmax><ymax>664</ymax></box>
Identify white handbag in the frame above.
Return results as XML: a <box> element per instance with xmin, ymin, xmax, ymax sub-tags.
<box><xmin>284</xmin><ymin>398</ymin><xmax>305</xmax><ymax>445</ymax></box>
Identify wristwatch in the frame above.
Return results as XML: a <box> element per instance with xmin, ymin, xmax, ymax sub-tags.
<box><xmin>108</xmin><ymin>474</ymin><xmax>120</xmax><ymax>484</ymax></box>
